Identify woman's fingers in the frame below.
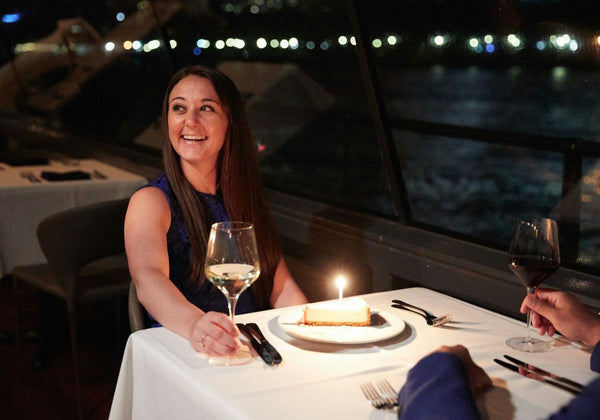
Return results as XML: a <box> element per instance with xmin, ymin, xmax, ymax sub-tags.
<box><xmin>190</xmin><ymin>312</ymin><xmax>241</xmax><ymax>355</ymax></box>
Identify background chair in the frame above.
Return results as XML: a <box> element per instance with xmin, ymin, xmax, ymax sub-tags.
<box><xmin>12</xmin><ymin>198</ymin><xmax>131</xmax><ymax>420</ymax></box>
<box><xmin>128</xmin><ymin>280</ymin><xmax>147</xmax><ymax>333</ymax></box>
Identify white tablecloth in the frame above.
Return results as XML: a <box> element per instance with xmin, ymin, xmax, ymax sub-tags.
<box><xmin>109</xmin><ymin>287</ymin><xmax>598</xmax><ymax>420</ymax></box>
<box><xmin>0</xmin><ymin>159</ymin><xmax>147</xmax><ymax>276</ymax></box>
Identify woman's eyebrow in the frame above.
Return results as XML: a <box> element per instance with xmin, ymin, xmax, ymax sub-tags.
<box><xmin>169</xmin><ymin>96</ymin><xmax>220</xmax><ymax>104</ymax></box>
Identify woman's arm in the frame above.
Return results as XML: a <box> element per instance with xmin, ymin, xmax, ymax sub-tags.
<box><xmin>269</xmin><ymin>258</ymin><xmax>308</xmax><ymax>308</ymax></box>
<box><xmin>125</xmin><ymin>187</ymin><xmax>240</xmax><ymax>355</ymax></box>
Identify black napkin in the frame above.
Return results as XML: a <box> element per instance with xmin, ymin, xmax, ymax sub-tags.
<box><xmin>40</xmin><ymin>170</ymin><xmax>91</xmax><ymax>181</ymax></box>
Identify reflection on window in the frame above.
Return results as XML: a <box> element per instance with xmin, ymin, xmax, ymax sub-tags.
<box><xmin>362</xmin><ymin>0</ymin><xmax>600</xmax><ymax>271</ymax></box>
<box><xmin>0</xmin><ymin>0</ymin><xmax>395</xmax><ymax>217</ymax></box>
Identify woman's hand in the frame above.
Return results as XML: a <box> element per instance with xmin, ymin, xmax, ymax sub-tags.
<box><xmin>189</xmin><ymin>311</ymin><xmax>241</xmax><ymax>356</ymax></box>
<box><xmin>435</xmin><ymin>345</ymin><xmax>492</xmax><ymax>398</ymax></box>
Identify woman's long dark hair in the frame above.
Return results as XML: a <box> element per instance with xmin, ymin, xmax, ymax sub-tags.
<box><xmin>161</xmin><ymin>66</ymin><xmax>280</xmax><ymax>310</ymax></box>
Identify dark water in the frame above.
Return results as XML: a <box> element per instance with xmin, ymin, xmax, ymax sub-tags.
<box><xmin>385</xmin><ymin>65</ymin><xmax>600</xmax><ymax>267</ymax></box>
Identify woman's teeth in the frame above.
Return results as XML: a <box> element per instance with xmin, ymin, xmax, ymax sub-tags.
<box><xmin>182</xmin><ymin>135</ymin><xmax>207</xmax><ymax>142</ymax></box>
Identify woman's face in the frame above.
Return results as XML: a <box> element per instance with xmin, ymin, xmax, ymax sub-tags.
<box><xmin>167</xmin><ymin>75</ymin><xmax>228</xmax><ymax>173</ymax></box>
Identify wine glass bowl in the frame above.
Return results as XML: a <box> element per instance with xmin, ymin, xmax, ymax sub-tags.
<box><xmin>506</xmin><ymin>218</ymin><xmax>560</xmax><ymax>352</ymax></box>
<box><xmin>205</xmin><ymin>222</ymin><xmax>260</xmax><ymax>365</ymax></box>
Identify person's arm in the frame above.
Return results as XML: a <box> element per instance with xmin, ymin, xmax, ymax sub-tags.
<box><xmin>269</xmin><ymin>258</ymin><xmax>308</xmax><ymax>308</ymax></box>
<box><xmin>592</xmin><ymin>341</ymin><xmax>600</xmax><ymax>373</ymax></box>
<box><xmin>549</xmin><ymin>354</ymin><xmax>600</xmax><ymax>420</ymax></box>
<box><xmin>125</xmin><ymin>187</ymin><xmax>240</xmax><ymax>355</ymax></box>
<box><xmin>398</xmin><ymin>345</ymin><xmax>490</xmax><ymax>420</ymax></box>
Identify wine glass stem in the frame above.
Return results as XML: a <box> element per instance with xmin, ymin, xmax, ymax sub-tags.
<box><xmin>227</xmin><ymin>296</ymin><xmax>238</xmax><ymax>324</ymax></box>
<box><xmin>525</xmin><ymin>287</ymin><xmax>534</xmax><ymax>344</ymax></box>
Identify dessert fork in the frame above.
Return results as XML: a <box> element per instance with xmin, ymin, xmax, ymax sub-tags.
<box><xmin>391</xmin><ymin>299</ymin><xmax>452</xmax><ymax>327</ymax></box>
<box><xmin>360</xmin><ymin>380</ymin><xmax>398</xmax><ymax>409</ymax></box>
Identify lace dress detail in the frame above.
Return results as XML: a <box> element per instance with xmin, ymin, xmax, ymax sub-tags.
<box><xmin>144</xmin><ymin>174</ymin><xmax>255</xmax><ymax>327</ymax></box>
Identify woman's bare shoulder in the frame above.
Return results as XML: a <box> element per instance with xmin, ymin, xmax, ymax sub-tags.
<box><xmin>127</xmin><ymin>186</ymin><xmax>171</xmax><ymax>228</ymax></box>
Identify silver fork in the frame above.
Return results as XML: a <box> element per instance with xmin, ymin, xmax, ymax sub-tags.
<box><xmin>360</xmin><ymin>381</ymin><xmax>398</xmax><ymax>409</ymax></box>
<box><xmin>377</xmin><ymin>380</ymin><xmax>398</xmax><ymax>406</ymax></box>
<box><xmin>391</xmin><ymin>299</ymin><xmax>452</xmax><ymax>327</ymax></box>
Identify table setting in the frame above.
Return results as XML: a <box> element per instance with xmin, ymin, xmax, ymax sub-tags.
<box><xmin>109</xmin><ymin>218</ymin><xmax>598</xmax><ymax>420</ymax></box>
<box><xmin>0</xmin><ymin>158</ymin><xmax>147</xmax><ymax>276</ymax></box>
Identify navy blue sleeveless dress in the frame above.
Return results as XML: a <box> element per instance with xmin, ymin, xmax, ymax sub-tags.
<box><xmin>144</xmin><ymin>174</ymin><xmax>255</xmax><ymax>327</ymax></box>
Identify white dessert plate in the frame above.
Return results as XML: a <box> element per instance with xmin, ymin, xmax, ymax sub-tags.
<box><xmin>277</xmin><ymin>308</ymin><xmax>406</xmax><ymax>344</ymax></box>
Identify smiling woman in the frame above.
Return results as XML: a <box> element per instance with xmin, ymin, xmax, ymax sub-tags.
<box><xmin>124</xmin><ymin>65</ymin><xmax>307</xmax><ymax>357</ymax></box>
<box><xmin>167</xmin><ymin>75</ymin><xmax>228</xmax><ymax>190</ymax></box>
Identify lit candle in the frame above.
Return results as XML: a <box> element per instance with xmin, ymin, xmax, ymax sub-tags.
<box><xmin>335</xmin><ymin>276</ymin><xmax>346</xmax><ymax>302</ymax></box>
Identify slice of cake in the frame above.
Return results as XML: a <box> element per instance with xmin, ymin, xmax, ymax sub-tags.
<box><xmin>300</xmin><ymin>297</ymin><xmax>371</xmax><ymax>326</ymax></box>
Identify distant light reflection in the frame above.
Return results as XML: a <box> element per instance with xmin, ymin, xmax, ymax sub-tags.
<box><xmin>433</xmin><ymin>35</ymin><xmax>445</xmax><ymax>46</ymax></box>
<box><xmin>2</xmin><ymin>13</ymin><xmax>21</xmax><ymax>23</ymax></box>
<box><xmin>553</xmin><ymin>66</ymin><xmax>566</xmax><ymax>81</ymax></box>
<box><xmin>123</xmin><ymin>30</ymin><xmax>593</xmax><ymax>57</ymax></box>
<box><xmin>569</xmin><ymin>40</ymin><xmax>578</xmax><ymax>51</ymax></box>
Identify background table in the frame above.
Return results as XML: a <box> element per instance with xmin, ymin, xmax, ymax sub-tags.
<box><xmin>109</xmin><ymin>287</ymin><xmax>598</xmax><ymax>420</ymax></box>
<box><xmin>0</xmin><ymin>159</ymin><xmax>147</xmax><ymax>276</ymax></box>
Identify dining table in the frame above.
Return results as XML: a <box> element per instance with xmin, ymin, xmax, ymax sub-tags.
<box><xmin>0</xmin><ymin>158</ymin><xmax>147</xmax><ymax>277</ymax></box>
<box><xmin>108</xmin><ymin>287</ymin><xmax>598</xmax><ymax>420</ymax></box>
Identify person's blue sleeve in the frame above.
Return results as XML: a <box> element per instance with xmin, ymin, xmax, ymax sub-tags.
<box><xmin>397</xmin><ymin>352</ymin><xmax>480</xmax><ymax>420</ymax></box>
<box><xmin>590</xmin><ymin>341</ymin><xmax>600</xmax><ymax>373</ymax></box>
<box><xmin>549</xmin><ymin>341</ymin><xmax>600</xmax><ymax>419</ymax></box>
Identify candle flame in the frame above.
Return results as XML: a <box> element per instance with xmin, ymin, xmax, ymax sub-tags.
<box><xmin>336</xmin><ymin>275</ymin><xmax>346</xmax><ymax>302</ymax></box>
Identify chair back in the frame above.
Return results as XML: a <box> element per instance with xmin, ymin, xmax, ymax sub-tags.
<box><xmin>37</xmin><ymin>198</ymin><xmax>130</xmax><ymax>298</ymax></box>
<box><xmin>128</xmin><ymin>281</ymin><xmax>147</xmax><ymax>332</ymax></box>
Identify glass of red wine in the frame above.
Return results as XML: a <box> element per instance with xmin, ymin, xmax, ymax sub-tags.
<box><xmin>506</xmin><ymin>218</ymin><xmax>560</xmax><ymax>352</ymax></box>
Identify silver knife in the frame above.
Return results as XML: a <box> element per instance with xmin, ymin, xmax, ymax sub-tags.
<box><xmin>503</xmin><ymin>355</ymin><xmax>584</xmax><ymax>391</ymax></box>
<box><xmin>246</xmin><ymin>323</ymin><xmax>283</xmax><ymax>365</ymax></box>
<box><xmin>494</xmin><ymin>359</ymin><xmax>581</xmax><ymax>395</ymax></box>
<box><xmin>237</xmin><ymin>323</ymin><xmax>274</xmax><ymax>365</ymax></box>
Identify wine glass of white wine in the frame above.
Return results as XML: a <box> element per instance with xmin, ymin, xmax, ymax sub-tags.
<box><xmin>205</xmin><ymin>221</ymin><xmax>260</xmax><ymax>365</ymax></box>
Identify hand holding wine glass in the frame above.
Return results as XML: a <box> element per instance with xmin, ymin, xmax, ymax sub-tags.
<box><xmin>507</xmin><ymin>218</ymin><xmax>560</xmax><ymax>352</ymax></box>
<box><xmin>205</xmin><ymin>221</ymin><xmax>261</xmax><ymax>365</ymax></box>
